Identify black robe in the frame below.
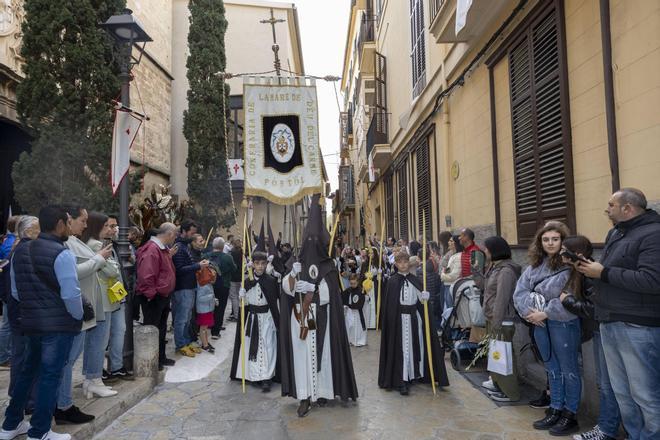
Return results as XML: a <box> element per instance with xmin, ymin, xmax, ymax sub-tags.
<box><xmin>279</xmin><ymin>270</ymin><xmax>359</xmax><ymax>401</ymax></box>
<box><xmin>342</xmin><ymin>287</ymin><xmax>367</xmax><ymax>331</ymax></box>
<box><xmin>378</xmin><ymin>272</ymin><xmax>449</xmax><ymax>390</ymax></box>
<box><xmin>230</xmin><ymin>273</ymin><xmax>281</xmax><ymax>382</ymax></box>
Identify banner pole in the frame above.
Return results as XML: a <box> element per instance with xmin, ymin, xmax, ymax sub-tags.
<box><xmin>422</xmin><ymin>214</ymin><xmax>437</xmax><ymax>395</ymax></box>
<box><xmin>376</xmin><ymin>211</ymin><xmax>385</xmax><ymax>331</ymax></box>
<box><xmin>240</xmin><ymin>215</ymin><xmax>247</xmax><ymax>394</ymax></box>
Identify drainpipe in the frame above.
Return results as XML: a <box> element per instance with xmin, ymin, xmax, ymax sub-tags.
<box><xmin>600</xmin><ymin>0</ymin><xmax>620</xmax><ymax>192</ymax></box>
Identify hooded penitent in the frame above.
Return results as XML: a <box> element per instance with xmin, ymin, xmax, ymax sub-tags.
<box><xmin>279</xmin><ymin>194</ymin><xmax>359</xmax><ymax>401</ymax></box>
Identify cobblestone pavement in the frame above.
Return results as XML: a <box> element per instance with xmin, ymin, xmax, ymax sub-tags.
<box><xmin>95</xmin><ymin>331</ymin><xmax>562</xmax><ymax>440</ymax></box>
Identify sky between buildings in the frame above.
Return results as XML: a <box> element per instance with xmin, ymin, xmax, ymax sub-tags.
<box><xmin>289</xmin><ymin>0</ymin><xmax>350</xmax><ymax>193</ymax></box>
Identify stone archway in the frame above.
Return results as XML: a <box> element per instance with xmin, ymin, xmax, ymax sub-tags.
<box><xmin>0</xmin><ymin>118</ymin><xmax>30</xmax><ymax>232</ymax></box>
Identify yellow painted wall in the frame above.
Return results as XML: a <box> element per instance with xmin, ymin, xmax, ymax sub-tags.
<box><xmin>610</xmin><ymin>0</ymin><xmax>660</xmax><ymax>202</ymax></box>
<box><xmin>564</xmin><ymin>0</ymin><xmax>612</xmax><ymax>243</ymax></box>
<box><xmin>493</xmin><ymin>57</ymin><xmax>518</xmax><ymax>244</ymax></box>
<box><xmin>444</xmin><ymin>64</ymin><xmax>496</xmax><ymax>231</ymax></box>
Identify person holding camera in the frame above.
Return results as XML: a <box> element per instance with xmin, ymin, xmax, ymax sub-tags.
<box><xmin>559</xmin><ymin>235</ymin><xmax>621</xmax><ymax>440</ymax></box>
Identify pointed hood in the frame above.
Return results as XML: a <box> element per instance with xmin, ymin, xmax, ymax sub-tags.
<box><xmin>255</xmin><ymin>219</ymin><xmax>266</xmax><ymax>252</ymax></box>
<box><xmin>299</xmin><ymin>194</ymin><xmax>335</xmax><ymax>284</ymax></box>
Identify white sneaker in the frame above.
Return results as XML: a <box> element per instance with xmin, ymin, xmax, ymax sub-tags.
<box><xmin>27</xmin><ymin>430</ymin><xmax>71</xmax><ymax>440</ymax></box>
<box><xmin>0</xmin><ymin>420</ymin><xmax>30</xmax><ymax>439</ymax></box>
<box><xmin>481</xmin><ymin>378</ymin><xmax>497</xmax><ymax>392</ymax></box>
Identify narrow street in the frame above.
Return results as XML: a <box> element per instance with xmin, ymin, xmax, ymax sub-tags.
<box><xmin>95</xmin><ymin>326</ymin><xmax>556</xmax><ymax>440</ymax></box>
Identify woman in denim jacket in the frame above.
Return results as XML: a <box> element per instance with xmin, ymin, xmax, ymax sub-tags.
<box><xmin>513</xmin><ymin>222</ymin><xmax>579</xmax><ymax>436</ymax></box>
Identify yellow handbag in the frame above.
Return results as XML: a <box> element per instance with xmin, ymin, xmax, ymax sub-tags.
<box><xmin>107</xmin><ymin>278</ymin><xmax>128</xmax><ymax>303</ymax></box>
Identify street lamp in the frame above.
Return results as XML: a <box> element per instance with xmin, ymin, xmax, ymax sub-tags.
<box><xmin>101</xmin><ymin>8</ymin><xmax>152</xmax><ymax>370</ymax></box>
<box><xmin>100</xmin><ymin>8</ymin><xmax>152</xmax><ymax>266</ymax></box>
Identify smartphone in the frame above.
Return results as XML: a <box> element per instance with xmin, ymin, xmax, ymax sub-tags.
<box><xmin>560</xmin><ymin>249</ymin><xmax>589</xmax><ymax>263</ymax></box>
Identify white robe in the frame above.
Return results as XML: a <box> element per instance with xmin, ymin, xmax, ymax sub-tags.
<box><xmin>344</xmin><ymin>292</ymin><xmax>368</xmax><ymax>347</ymax></box>
<box><xmin>364</xmin><ymin>268</ymin><xmax>378</xmax><ymax>329</ymax></box>
<box><xmin>400</xmin><ymin>280</ymin><xmax>425</xmax><ymax>381</ymax></box>
<box><xmin>233</xmin><ymin>282</ymin><xmax>278</xmax><ymax>381</ymax></box>
<box><xmin>282</xmin><ymin>274</ymin><xmax>334</xmax><ymax>402</ymax></box>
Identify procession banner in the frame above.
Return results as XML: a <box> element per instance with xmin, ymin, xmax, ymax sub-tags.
<box><xmin>243</xmin><ymin>77</ymin><xmax>324</xmax><ymax>205</ymax></box>
<box><xmin>111</xmin><ymin>107</ymin><xmax>144</xmax><ymax>195</ymax></box>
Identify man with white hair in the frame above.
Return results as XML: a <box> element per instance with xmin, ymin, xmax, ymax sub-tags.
<box><xmin>135</xmin><ymin>223</ymin><xmax>177</xmax><ymax>370</ymax></box>
<box><xmin>205</xmin><ymin>237</ymin><xmax>237</xmax><ymax>339</ymax></box>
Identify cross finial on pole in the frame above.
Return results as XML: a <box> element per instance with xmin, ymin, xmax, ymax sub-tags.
<box><xmin>260</xmin><ymin>8</ymin><xmax>286</xmax><ymax>77</ymax></box>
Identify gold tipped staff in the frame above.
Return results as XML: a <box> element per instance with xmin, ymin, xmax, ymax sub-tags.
<box><xmin>375</xmin><ymin>212</ymin><xmax>385</xmax><ymax>330</ymax></box>
<box><xmin>204</xmin><ymin>227</ymin><xmax>214</xmax><ymax>248</ymax></box>
<box><xmin>239</xmin><ymin>215</ymin><xmax>247</xmax><ymax>393</ymax></box>
<box><xmin>422</xmin><ymin>214</ymin><xmax>437</xmax><ymax>395</ymax></box>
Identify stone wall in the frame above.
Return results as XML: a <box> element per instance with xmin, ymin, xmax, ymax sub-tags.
<box><xmin>130</xmin><ymin>56</ymin><xmax>172</xmax><ymax>178</ymax></box>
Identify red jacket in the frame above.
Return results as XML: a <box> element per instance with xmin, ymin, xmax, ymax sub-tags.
<box><xmin>136</xmin><ymin>239</ymin><xmax>176</xmax><ymax>299</ymax></box>
<box><xmin>461</xmin><ymin>243</ymin><xmax>481</xmax><ymax>278</ymax></box>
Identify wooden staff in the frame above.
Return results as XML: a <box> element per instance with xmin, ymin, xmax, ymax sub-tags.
<box><xmin>244</xmin><ymin>219</ymin><xmax>253</xmax><ymax>281</ymax></box>
<box><xmin>328</xmin><ymin>215</ymin><xmax>344</xmax><ymax>290</ymax></box>
<box><xmin>375</xmin><ymin>212</ymin><xmax>385</xmax><ymax>330</ymax></box>
<box><xmin>204</xmin><ymin>227</ymin><xmax>214</xmax><ymax>248</ymax></box>
<box><xmin>239</xmin><ymin>215</ymin><xmax>247</xmax><ymax>393</ymax></box>
<box><xmin>422</xmin><ymin>214</ymin><xmax>437</xmax><ymax>395</ymax></box>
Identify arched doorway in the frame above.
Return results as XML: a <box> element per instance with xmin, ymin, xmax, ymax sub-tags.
<box><xmin>0</xmin><ymin>118</ymin><xmax>31</xmax><ymax>232</ymax></box>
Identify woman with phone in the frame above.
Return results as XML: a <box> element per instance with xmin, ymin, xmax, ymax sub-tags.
<box><xmin>80</xmin><ymin>212</ymin><xmax>121</xmax><ymax>399</ymax></box>
<box><xmin>560</xmin><ymin>236</ymin><xmax>621</xmax><ymax>440</ymax></box>
<box><xmin>513</xmin><ymin>222</ymin><xmax>580</xmax><ymax>436</ymax></box>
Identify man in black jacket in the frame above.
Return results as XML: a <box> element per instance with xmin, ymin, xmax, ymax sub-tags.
<box><xmin>578</xmin><ymin>188</ymin><xmax>660</xmax><ymax>440</ymax></box>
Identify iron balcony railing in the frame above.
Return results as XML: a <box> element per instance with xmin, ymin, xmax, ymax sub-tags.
<box><xmin>357</xmin><ymin>14</ymin><xmax>375</xmax><ymax>56</ymax></box>
<box><xmin>366</xmin><ymin>112</ymin><xmax>389</xmax><ymax>158</ymax></box>
<box><xmin>429</xmin><ymin>0</ymin><xmax>447</xmax><ymax>24</ymax></box>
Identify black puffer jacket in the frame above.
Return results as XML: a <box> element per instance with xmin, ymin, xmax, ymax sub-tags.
<box><xmin>561</xmin><ymin>276</ymin><xmax>597</xmax><ymax>341</ymax></box>
<box><xmin>593</xmin><ymin>209</ymin><xmax>660</xmax><ymax>326</ymax></box>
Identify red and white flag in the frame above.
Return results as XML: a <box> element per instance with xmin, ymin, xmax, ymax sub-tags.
<box><xmin>111</xmin><ymin>108</ymin><xmax>144</xmax><ymax>195</ymax></box>
<box><xmin>227</xmin><ymin>159</ymin><xmax>244</xmax><ymax>180</ymax></box>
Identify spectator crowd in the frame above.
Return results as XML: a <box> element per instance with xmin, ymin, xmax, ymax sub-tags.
<box><xmin>0</xmin><ymin>187</ymin><xmax>657</xmax><ymax>440</ymax></box>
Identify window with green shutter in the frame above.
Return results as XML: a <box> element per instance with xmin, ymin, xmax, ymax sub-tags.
<box><xmin>416</xmin><ymin>139</ymin><xmax>432</xmax><ymax>239</ymax></box>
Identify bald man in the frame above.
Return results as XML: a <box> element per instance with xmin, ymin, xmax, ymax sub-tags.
<box><xmin>136</xmin><ymin>223</ymin><xmax>178</xmax><ymax>370</ymax></box>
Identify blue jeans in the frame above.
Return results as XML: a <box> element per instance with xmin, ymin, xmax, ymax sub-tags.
<box><xmin>534</xmin><ymin>318</ymin><xmax>581</xmax><ymax>413</ymax></box>
<box><xmin>172</xmin><ymin>289</ymin><xmax>195</xmax><ymax>350</ymax></box>
<box><xmin>83</xmin><ymin>313</ymin><xmax>111</xmax><ymax>379</ymax></box>
<box><xmin>3</xmin><ymin>332</ymin><xmax>75</xmax><ymax>438</ymax></box>
<box><xmin>592</xmin><ymin>330</ymin><xmax>621</xmax><ymax>437</ymax></box>
<box><xmin>108</xmin><ymin>304</ymin><xmax>126</xmax><ymax>372</ymax></box>
<box><xmin>600</xmin><ymin>321</ymin><xmax>660</xmax><ymax>440</ymax></box>
<box><xmin>57</xmin><ymin>331</ymin><xmax>85</xmax><ymax>409</ymax></box>
<box><xmin>8</xmin><ymin>331</ymin><xmax>36</xmax><ymax>409</ymax></box>
<box><xmin>0</xmin><ymin>304</ymin><xmax>12</xmax><ymax>364</ymax></box>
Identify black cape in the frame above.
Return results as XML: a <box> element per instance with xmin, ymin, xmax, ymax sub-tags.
<box><xmin>280</xmin><ymin>270</ymin><xmax>359</xmax><ymax>401</ymax></box>
<box><xmin>230</xmin><ymin>273</ymin><xmax>281</xmax><ymax>383</ymax></box>
<box><xmin>342</xmin><ymin>287</ymin><xmax>367</xmax><ymax>331</ymax></box>
<box><xmin>378</xmin><ymin>272</ymin><xmax>449</xmax><ymax>390</ymax></box>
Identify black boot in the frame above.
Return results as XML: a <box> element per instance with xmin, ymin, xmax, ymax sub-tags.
<box><xmin>54</xmin><ymin>405</ymin><xmax>95</xmax><ymax>425</ymax></box>
<box><xmin>549</xmin><ymin>410</ymin><xmax>579</xmax><ymax>436</ymax></box>
<box><xmin>399</xmin><ymin>381</ymin><xmax>410</xmax><ymax>396</ymax></box>
<box><xmin>297</xmin><ymin>399</ymin><xmax>311</xmax><ymax>417</ymax></box>
<box><xmin>529</xmin><ymin>389</ymin><xmax>551</xmax><ymax>408</ymax></box>
<box><xmin>533</xmin><ymin>408</ymin><xmax>562</xmax><ymax>430</ymax></box>
<box><xmin>261</xmin><ymin>380</ymin><xmax>272</xmax><ymax>393</ymax></box>
<box><xmin>317</xmin><ymin>398</ymin><xmax>328</xmax><ymax>407</ymax></box>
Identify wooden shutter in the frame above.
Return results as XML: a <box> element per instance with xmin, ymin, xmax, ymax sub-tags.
<box><xmin>508</xmin><ymin>5</ymin><xmax>574</xmax><ymax>243</ymax></box>
<box><xmin>385</xmin><ymin>174</ymin><xmax>395</xmax><ymax>238</ymax></box>
<box><xmin>410</xmin><ymin>0</ymin><xmax>426</xmax><ymax>98</ymax></box>
<box><xmin>416</xmin><ymin>139</ymin><xmax>432</xmax><ymax>238</ymax></box>
<box><xmin>397</xmin><ymin>163</ymin><xmax>409</xmax><ymax>241</ymax></box>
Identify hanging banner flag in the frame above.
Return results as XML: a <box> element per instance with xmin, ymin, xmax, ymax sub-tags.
<box><xmin>243</xmin><ymin>77</ymin><xmax>324</xmax><ymax>205</ymax></box>
<box><xmin>227</xmin><ymin>159</ymin><xmax>244</xmax><ymax>180</ymax></box>
<box><xmin>455</xmin><ymin>0</ymin><xmax>473</xmax><ymax>35</ymax></box>
<box><xmin>368</xmin><ymin>152</ymin><xmax>376</xmax><ymax>183</ymax></box>
<box><xmin>111</xmin><ymin>106</ymin><xmax>144</xmax><ymax>195</ymax></box>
